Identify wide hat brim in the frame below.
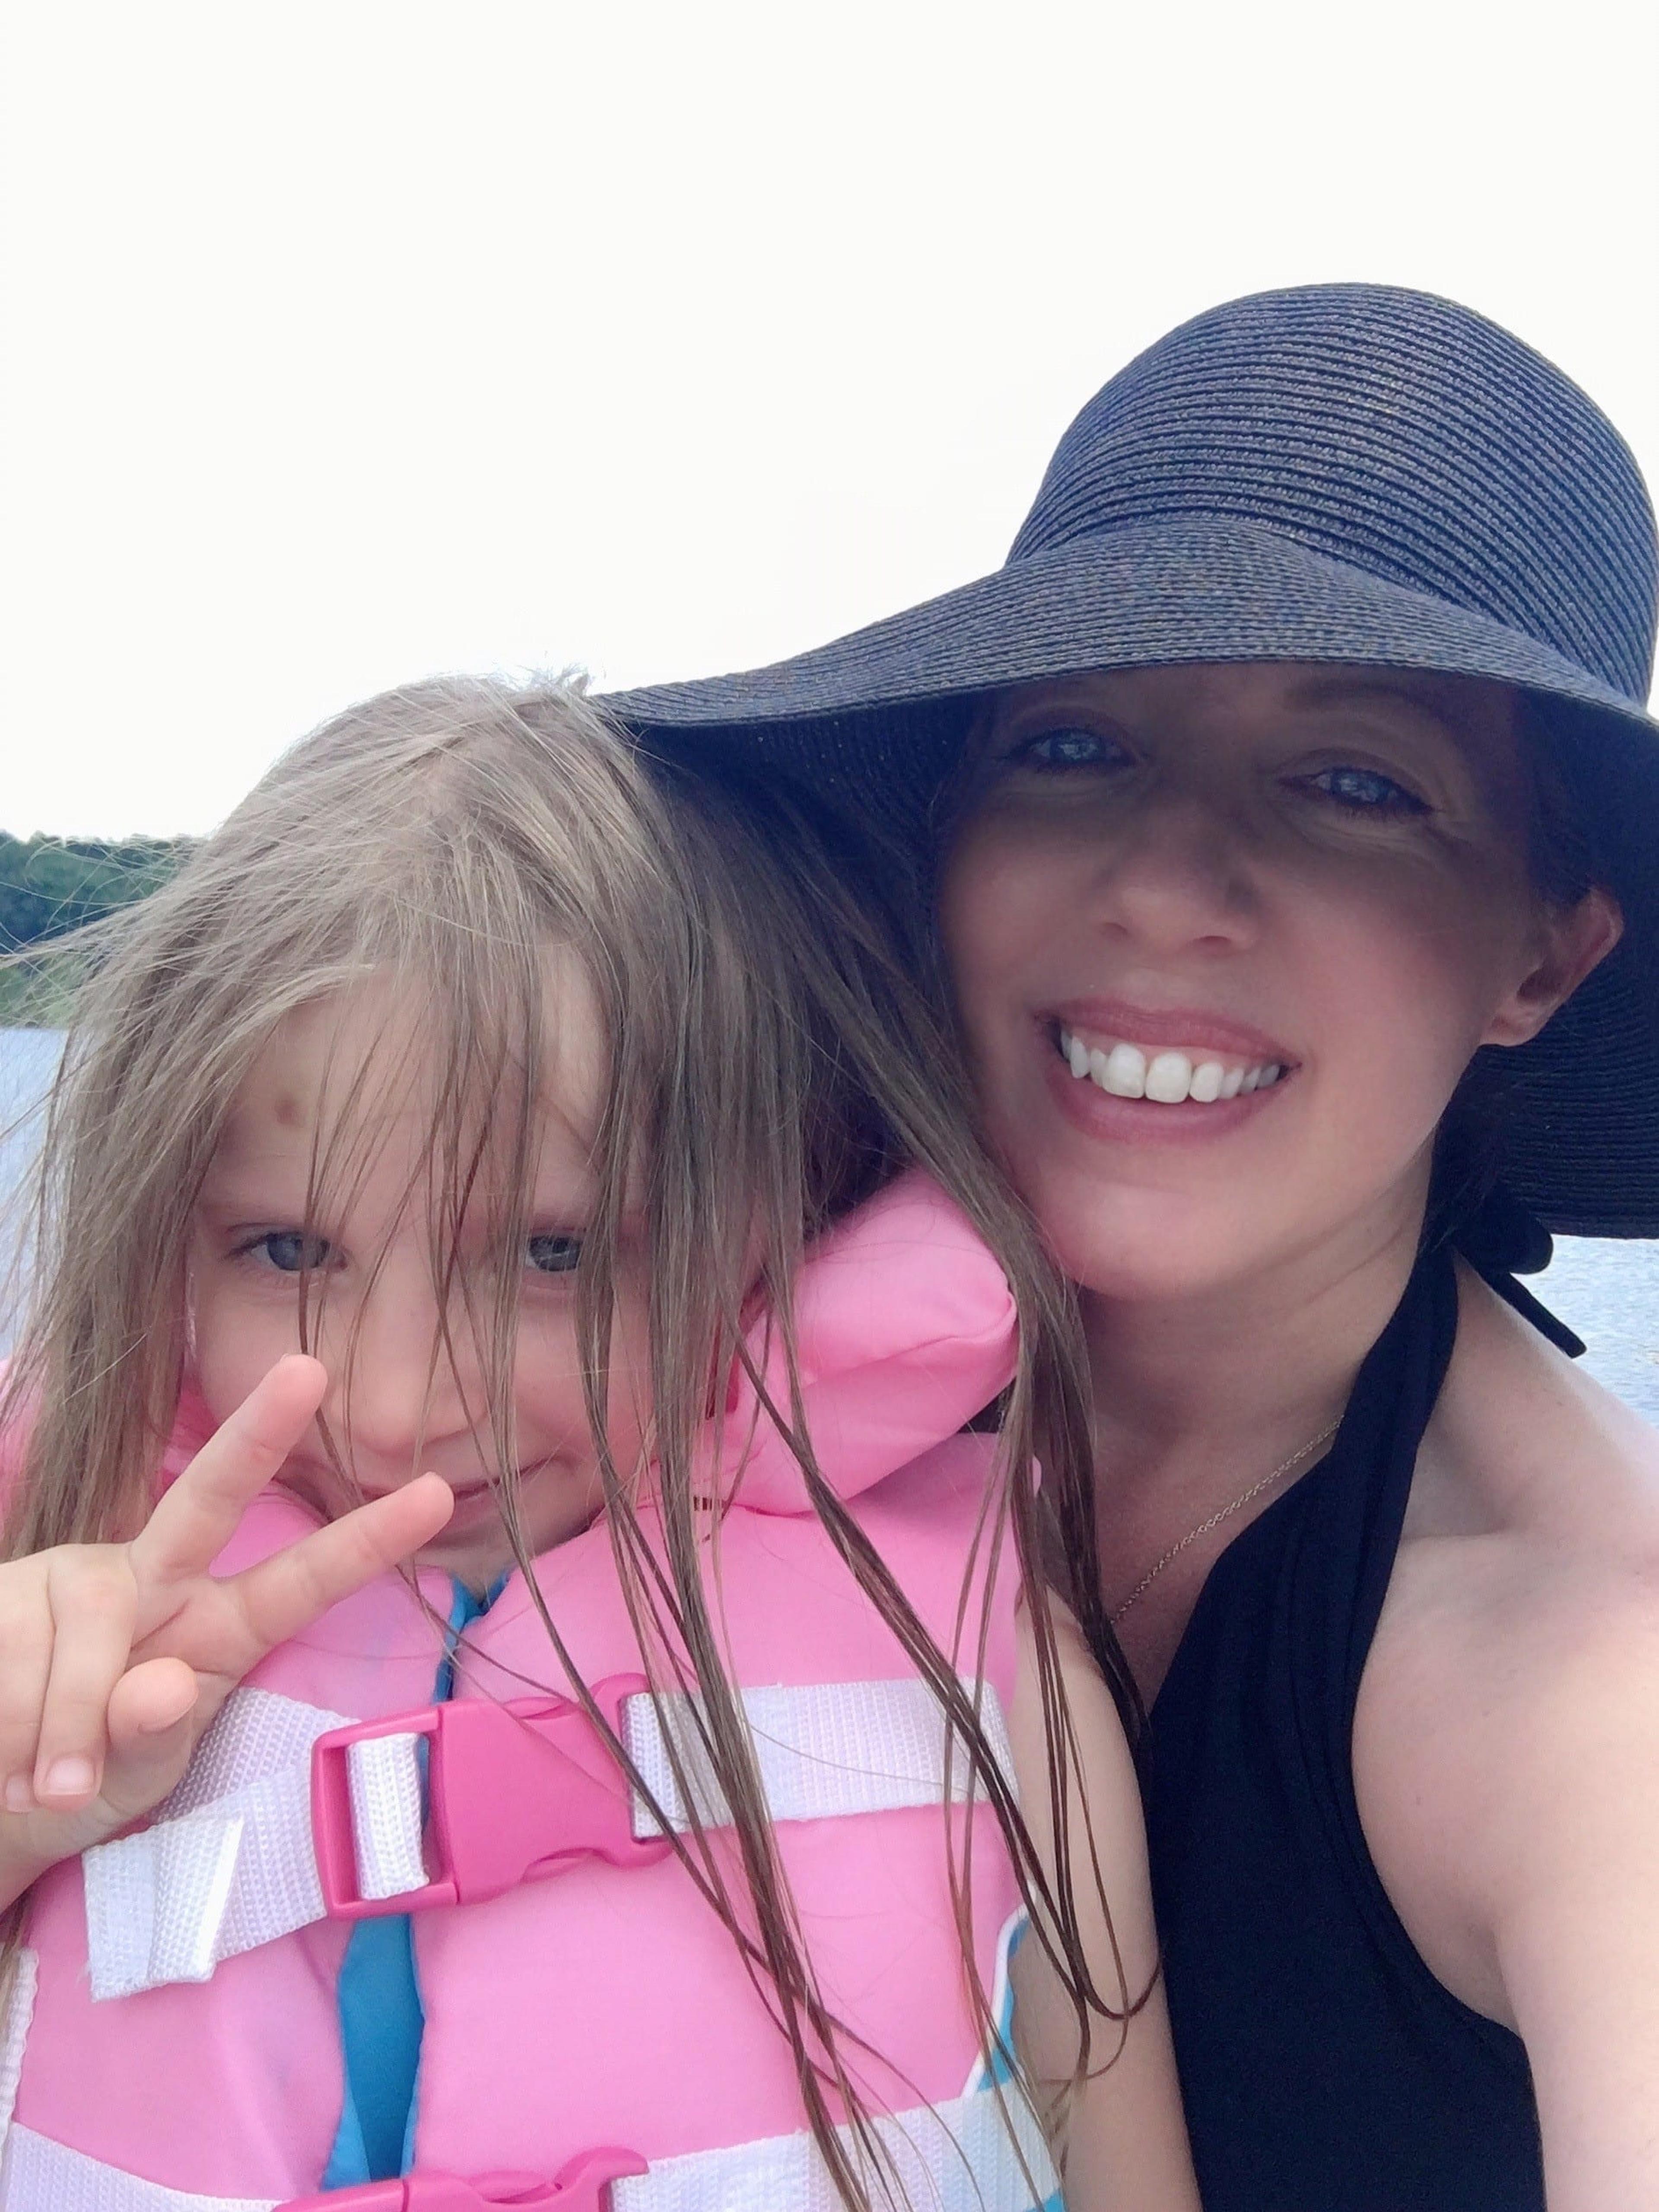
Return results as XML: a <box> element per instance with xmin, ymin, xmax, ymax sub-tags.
<box><xmin>613</xmin><ymin>515</ymin><xmax>1656</xmax><ymax>741</ymax></box>
<box><xmin>609</xmin><ymin>512</ymin><xmax>1659</xmax><ymax>1243</ymax></box>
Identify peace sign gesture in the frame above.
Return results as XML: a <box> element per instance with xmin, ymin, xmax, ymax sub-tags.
<box><xmin>0</xmin><ymin>1355</ymin><xmax>451</xmax><ymax>1907</ymax></box>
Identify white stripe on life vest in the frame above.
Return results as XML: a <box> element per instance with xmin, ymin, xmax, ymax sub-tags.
<box><xmin>0</xmin><ymin>1951</ymin><xmax>37</xmax><ymax>2147</ymax></box>
<box><xmin>83</xmin><ymin>1678</ymin><xmax>1013</xmax><ymax>2002</ymax></box>
<box><xmin>0</xmin><ymin>2085</ymin><xmax>1056</xmax><ymax>2212</ymax></box>
<box><xmin>83</xmin><ymin>1689</ymin><xmax>353</xmax><ymax>2001</ymax></box>
<box><xmin>624</xmin><ymin>1675</ymin><xmax>1016</xmax><ymax>1835</ymax></box>
<box><xmin>613</xmin><ymin>2083</ymin><xmax>1058</xmax><ymax>2212</ymax></box>
<box><xmin>0</xmin><ymin>2126</ymin><xmax>277</xmax><ymax>2211</ymax></box>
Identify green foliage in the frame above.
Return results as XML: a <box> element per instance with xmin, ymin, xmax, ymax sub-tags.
<box><xmin>0</xmin><ymin>833</ymin><xmax>191</xmax><ymax>1027</ymax></box>
<box><xmin>0</xmin><ymin>834</ymin><xmax>188</xmax><ymax>953</ymax></box>
<box><xmin>0</xmin><ymin>960</ymin><xmax>76</xmax><ymax>1027</ymax></box>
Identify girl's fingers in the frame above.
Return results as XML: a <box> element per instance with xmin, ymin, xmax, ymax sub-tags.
<box><xmin>0</xmin><ymin>1574</ymin><xmax>55</xmax><ymax>1812</ymax></box>
<box><xmin>227</xmin><ymin>1473</ymin><xmax>454</xmax><ymax>1657</ymax></box>
<box><xmin>31</xmin><ymin>1551</ymin><xmax>140</xmax><ymax>1807</ymax></box>
<box><xmin>100</xmin><ymin>1659</ymin><xmax>201</xmax><ymax>1822</ymax></box>
<box><xmin>129</xmin><ymin>1356</ymin><xmax>329</xmax><ymax>1593</ymax></box>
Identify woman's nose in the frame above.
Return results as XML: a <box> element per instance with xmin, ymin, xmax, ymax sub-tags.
<box><xmin>1084</xmin><ymin>789</ymin><xmax>1259</xmax><ymax>954</ymax></box>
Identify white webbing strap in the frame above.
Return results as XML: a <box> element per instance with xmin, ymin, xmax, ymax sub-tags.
<box><xmin>613</xmin><ymin>2085</ymin><xmax>1056</xmax><ymax>2212</ymax></box>
<box><xmin>0</xmin><ymin>1949</ymin><xmax>37</xmax><ymax>2154</ymax></box>
<box><xmin>626</xmin><ymin>1678</ymin><xmax>1014</xmax><ymax>1835</ymax></box>
<box><xmin>0</xmin><ymin>2085</ymin><xmax>1055</xmax><ymax>2212</ymax></box>
<box><xmin>83</xmin><ymin>1688</ymin><xmax>351</xmax><ymax>2001</ymax></box>
<box><xmin>0</xmin><ymin>2126</ymin><xmax>277</xmax><ymax>2211</ymax></box>
<box><xmin>344</xmin><ymin>1731</ymin><xmax>427</xmax><ymax>1901</ymax></box>
<box><xmin>83</xmin><ymin>1677</ymin><xmax>1013</xmax><ymax>2001</ymax></box>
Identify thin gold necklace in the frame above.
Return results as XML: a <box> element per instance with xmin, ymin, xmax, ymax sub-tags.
<box><xmin>1108</xmin><ymin>1418</ymin><xmax>1342</xmax><ymax>1625</ymax></box>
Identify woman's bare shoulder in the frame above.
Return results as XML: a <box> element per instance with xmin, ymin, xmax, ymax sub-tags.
<box><xmin>1355</xmin><ymin>1261</ymin><xmax>1659</xmax><ymax>2027</ymax></box>
<box><xmin>1424</xmin><ymin>1260</ymin><xmax>1659</xmax><ymax>1551</ymax></box>
<box><xmin>1378</xmin><ymin>1262</ymin><xmax>1659</xmax><ymax>1785</ymax></box>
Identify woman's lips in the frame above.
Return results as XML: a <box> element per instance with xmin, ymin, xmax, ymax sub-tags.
<box><xmin>1049</xmin><ymin>995</ymin><xmax>1295</xmax><ymax>1065</ymax></box>
<box><xmin>1038</xmin><ymin>1014</ymin><xmax>1298</xmax><ymax>1145</ymax></box>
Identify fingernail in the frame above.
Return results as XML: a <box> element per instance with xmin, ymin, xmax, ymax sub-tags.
<box><xmin>3</xmin><ymin>1775</ymin><xmax>33</xmax><ymax>1812</ymax></box>
<box><xmin>40</xmin><ymin>1757</ymin><xmax>95</xmax><ymax>1800</ymax></box>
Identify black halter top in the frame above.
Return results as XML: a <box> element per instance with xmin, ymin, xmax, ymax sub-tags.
<box><xmin>1142</xmin><ymin>1243</ymin><xmax>1545</xmax><ymax>2211</ymax></box>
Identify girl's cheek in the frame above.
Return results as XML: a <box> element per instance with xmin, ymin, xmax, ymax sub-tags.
<box><xmin>190</xmin><ymin>1280</ymin><xmax>302</xmax><ymax>1420</ymax></box>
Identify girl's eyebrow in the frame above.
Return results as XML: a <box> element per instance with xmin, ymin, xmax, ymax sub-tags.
<box><xmin>196</xmin><ymin>1153</ymin><xmax>314</xmax><ymax>1203</ymax></box>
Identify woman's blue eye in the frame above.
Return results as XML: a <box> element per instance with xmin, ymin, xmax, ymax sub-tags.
<box><xmin>527</xmin><ymin>1233</ymin><xmax>583</xmax><ymax>1275</ymax></box>
<box><xmin>1304</xmin><ymin>765</ymin><xmax>1427</xmax><ymax>814</ymax></box>
<box><xmin>1018</xmin><ymin>726</ymin><xmax>1123</xmax><ymax>771</ymax></box>
<box><xmin>256</xmin><ymin>1230</ymin><xmax>333</xmax><ymax>1273</ymax></box>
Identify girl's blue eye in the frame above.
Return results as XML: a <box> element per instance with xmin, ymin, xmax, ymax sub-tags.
<box><xmin>527</xmin><ymin>1233</ymin><xmax>583</xmax><ymax>1276</ymax></box>
<box><xmin>1303</xmin><ymin>765</ymin><xmax>1428</xmax><ymax>814</ymax></box>
<box><xmin>256</xmin><ymin>1230</ymin><xmax>333</xmax><ymax>1273</ymax></box>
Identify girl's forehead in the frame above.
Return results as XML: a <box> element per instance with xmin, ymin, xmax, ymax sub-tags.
<box><xmin>218</xmin><ymin>960</ymin><xmax>609</xmax><ymax>1160</ymax></box>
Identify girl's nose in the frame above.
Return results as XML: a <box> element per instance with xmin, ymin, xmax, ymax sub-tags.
<box><xmin>322</xmin><ymin>1262</ymin><xmax>477</xmax><ymax>1471</ymax></box>
<box><xmin>1084</xmin><ymin>789</ymin><xmax>1259</xmax><ymax>956</ymax></box>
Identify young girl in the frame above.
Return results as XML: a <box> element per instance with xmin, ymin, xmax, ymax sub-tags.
<box><xmin>0</xmin><ymin>680</ymin><xmax>1196</xmax><ymax>2211</ymax></box>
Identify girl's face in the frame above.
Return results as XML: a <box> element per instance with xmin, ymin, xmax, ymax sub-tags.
<box><xmin>189</xmin><ymin>970</ymin><xmax>648</xmax><ymax>1589</ymax></box>
<box><xmin>939</xmin><ymin>663</ymin><xmax>1620</xmax><ymax>1303</ymax></box>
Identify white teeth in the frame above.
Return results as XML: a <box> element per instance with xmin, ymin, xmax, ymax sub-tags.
<box><xmin>1145</xmin><ymin>1050</ymin><xmax>1192</xmax><ymax>1103</ymax></box>
<box><xmin>1102</xmin><ymin>1042</ymin><xmax>1147</xmax><ymax>1098</ymax></box>
<box><xmin>1057</xmin><ymin>1026</ymin><xmax>1287</xmax><ymax>1108</ymax></box>
<box><xmin>1189</xmin><ymin>1059</ymin><xmax>1224</xmax><ymax>1103</ymax></box>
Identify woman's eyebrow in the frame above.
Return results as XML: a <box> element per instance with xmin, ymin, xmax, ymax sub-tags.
<box><xmin>1284</xmin><ymin>677</ymin><xmax>1465</xmax><ymax>738</ymax></box>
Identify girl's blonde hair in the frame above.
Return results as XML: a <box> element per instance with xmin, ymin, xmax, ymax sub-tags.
<box><xmin>2</xmin><ymin>677</ymin><xmax>1130</xmax><ymax>2206</ymax></box>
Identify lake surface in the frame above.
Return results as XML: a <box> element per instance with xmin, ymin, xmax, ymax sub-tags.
<box><xmin>5</xmin><ymin>1028</ymin><xmax>1659</xmax><ymax>1417</ymax></box>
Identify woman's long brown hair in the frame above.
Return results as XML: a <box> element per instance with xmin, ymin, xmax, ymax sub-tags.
<box><xmin>1</xmin><ymin>678</ymin><xmax>1130</xmax><ymax>2207</ymax></box>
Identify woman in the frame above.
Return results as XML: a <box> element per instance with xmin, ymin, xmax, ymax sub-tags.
<box><xmin>610</xmin><ymin>284</ymin><xmax>1659</xmax><ymax>2210</ymax></box>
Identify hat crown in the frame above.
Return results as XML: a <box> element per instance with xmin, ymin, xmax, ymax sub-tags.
<box><xmin>1011</xmin><ymin>284</ymin><xmax>1658</xmax><ymax>705</ymax></box>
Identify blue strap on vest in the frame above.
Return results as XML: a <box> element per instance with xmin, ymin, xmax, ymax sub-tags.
<box><xmin>323</xmin><ymin>1578</ymin><xmax>497</xmax><ymax>2188</ymax></box>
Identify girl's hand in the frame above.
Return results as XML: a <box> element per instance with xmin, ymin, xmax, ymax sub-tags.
<box><xmin>0</xmin><ymin>1354</ymin><xmax>452</xmax><ymax>1903</ymax></box>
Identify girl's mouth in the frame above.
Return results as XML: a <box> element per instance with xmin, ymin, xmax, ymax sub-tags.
<box><xmin>1052</xmin><ymin>1020</ymin><xmax>1292</xmax><ymax>1105</ymax></box>
<box><xmin>441</xmin><ymin>1477</ymin><xmax>497</xmax><ymax>1510</ymax></box>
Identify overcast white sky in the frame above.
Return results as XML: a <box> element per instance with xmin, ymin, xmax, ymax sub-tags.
<box><xmin>3</xmin><ymin>1</ymin><xmax>1656</xmax><ymax>837</ymax></box>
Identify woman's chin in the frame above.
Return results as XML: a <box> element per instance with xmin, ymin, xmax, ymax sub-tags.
<box><xmin>1022</xmin><ymin>1168</ymin><xmax>1319</xmax><ymax>1306</ymax></box>
<box><xmin>1031</xmin><ymin>1161</ymin><xmax>1431</xmax><ymax>1312</ymax></box>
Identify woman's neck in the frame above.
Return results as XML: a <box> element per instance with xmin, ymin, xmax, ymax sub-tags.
<box><xmin>1083</xmin><ymin>1191</ymin><xmax>1433</xmax><ymax>1697</ymax></box>
<box><xmin>1082</xmin><ymin>1192</ymin><xmax>1427</xmax><ymax>1479</ymax></box>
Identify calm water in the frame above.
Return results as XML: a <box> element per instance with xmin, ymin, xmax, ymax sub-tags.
<box><xmin>4</xmin><ymin>1029</ymin><xmax>1659</xmax><ymax>1416</ymax></box>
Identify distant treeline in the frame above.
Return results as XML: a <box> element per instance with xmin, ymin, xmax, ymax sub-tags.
<box><xmin>0</xmin><ymin>833</ymin><xmax>190</xmax><ymax>950</ymax></box>
<box><xmin>0</xmin><ymin>834</ymin><xmax>191</xmax><ymax>1023</ymax></box>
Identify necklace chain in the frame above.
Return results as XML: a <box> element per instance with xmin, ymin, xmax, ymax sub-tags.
<box><xmin>1108</xmin><ymin>1417</ymin><xmax>1342</xmax><ymax>1626</ymax></box>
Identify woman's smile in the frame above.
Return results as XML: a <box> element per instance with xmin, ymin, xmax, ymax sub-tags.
<box><xmin>1042</xmin><ymin>995</ymin><xmax>1300</xmax><ymax>1144</ymax></box>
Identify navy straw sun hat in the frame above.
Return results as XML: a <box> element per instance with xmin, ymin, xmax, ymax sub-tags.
<box><xmin>608</xmin><ymin>284</ymin><xmax>1659</xmax><ymax>1240</ymax></box>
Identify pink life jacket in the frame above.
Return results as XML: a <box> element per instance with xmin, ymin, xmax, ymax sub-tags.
<box><xmin>0</xmin><ymin>1172</ymin><xmax>1059</xmax><ymax>2212</ymax></box>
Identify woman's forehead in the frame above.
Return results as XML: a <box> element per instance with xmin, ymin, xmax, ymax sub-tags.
<box><xmin>992</xmin><ymin>660</ymin><xmax>1519</xmax><ymax>736</ymax></box>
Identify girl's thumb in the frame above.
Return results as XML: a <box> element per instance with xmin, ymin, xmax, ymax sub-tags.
<box><xmin>100</xmin><ymin>1658</ymin><xmax>201</xmax><ymax>1821</ymax></box>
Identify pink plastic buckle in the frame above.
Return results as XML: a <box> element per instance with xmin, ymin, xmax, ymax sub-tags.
<box><xmin>311</xmin><ymin>1674</ymin><xmax>672</xmax><ymax>1916</ymax></box>
<box><xmin>279</xmin><ymin>2152</ymin><xmax>650</xmax><ymax>2211</ymax></box>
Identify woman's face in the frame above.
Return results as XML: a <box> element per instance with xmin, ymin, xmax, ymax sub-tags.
<box><xmin>939</xmin><ymin>663</ymin><xmax>1619</xmax><ymax>1302</ymax></box>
